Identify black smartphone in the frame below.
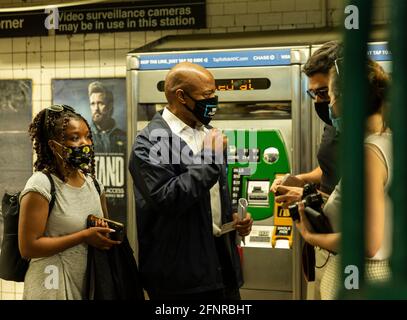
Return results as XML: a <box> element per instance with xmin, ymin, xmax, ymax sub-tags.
<box><xmin>87</xmin><ymin>214</ymin><xmax>125</xmax><ymax>242</ymax></box>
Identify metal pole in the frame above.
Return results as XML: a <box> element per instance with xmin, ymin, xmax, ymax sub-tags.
<box><xmin>389</xmin><ymin>0</ymin><xmax>407</xmax><ymax>290</ymax></box>
<box><xmin>366</xmin><ymin>0</ymin><xmax>407</xmax><ymax>299</ymax></box>
<box><xmin>339</xmin><ymin>0</ymin><xmax>372</xmax><ymax>299</ymax></box>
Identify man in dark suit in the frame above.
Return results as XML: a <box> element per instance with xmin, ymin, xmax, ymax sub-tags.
<box><xmin>129</xmin><ymin>62</ymin><xmax>252</xmax><ymax>300</ymax></box>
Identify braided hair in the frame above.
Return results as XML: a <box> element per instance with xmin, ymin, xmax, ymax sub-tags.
<box><xmin>28</xmin><ymin>107</ymin><xmax>96</xmax><ymax>182</ymax></box>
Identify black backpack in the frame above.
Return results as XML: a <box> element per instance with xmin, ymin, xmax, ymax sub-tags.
<box><xmin>0</xmin><ymin>172</ymin><xmax>101</xmax><ymax>282</ymax></box>
<box><xmin>0</xmin><ymin>172</ymin><xmax>56</xmax><ymax>282</ymax></box>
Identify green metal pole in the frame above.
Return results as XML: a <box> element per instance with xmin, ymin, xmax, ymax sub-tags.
<box><xmin>389</xmin><ymin>0</ymin><xmax>407</xmax><ymax>292</ymax></box>
<box><xmin>366</xmin><ymin>0</ymin><xmax>407</xmax><ymax>300</ymax></box>
<box><xmin>339</xmin><ymin>0</ymin><xmax>372</xmax><ymax>299</ymax></box>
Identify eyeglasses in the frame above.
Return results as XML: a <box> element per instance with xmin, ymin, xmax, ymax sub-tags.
<box><xmin>44</xmin><ymin>104</ymin><xmax>75</xmax><ymax>140</ymax></box>
<box><xmin>46</xmin><ymin>104</ymin><xmax>75</xmax><ymax>113</ymax></box>
<box><xmin>306</xmin><ymin>87</ymin><xmax>329</xmax><ymax>101</ymax></box>
<box><xmin>334</xmin><ymin>58</ymin><xmax>343</xmax><ymax>76</ymax></box>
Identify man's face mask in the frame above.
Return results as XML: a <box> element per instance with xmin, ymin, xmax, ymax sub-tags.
<box><xmin>307</xmin><ymin>86</ymin><xmax>332</xmax><ymax>126</ymax></box>
<box><xmin>182</xmin><ymin>91</ymin><xmax>218</xmax><ymax>125</ymax></box>
<box><xmin>54</xmin><ymin>141</ymin><xmax>94</xmax><ymax>173</ymax></box>
<box><xmin>314</xmin><ymin>101</ymin><xmax>333</xmax><ymax>126</ymax></box>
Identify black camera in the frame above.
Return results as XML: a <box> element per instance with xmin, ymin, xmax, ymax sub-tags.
<box><xmin>289</xmin><ymin>183</ymin><xmax>333</xmax><ymax>234</ymax></box>
<box><xmin>289</xmin><ymin>183</ymin><xmax>323</xmax><ymax>221</ymax></box>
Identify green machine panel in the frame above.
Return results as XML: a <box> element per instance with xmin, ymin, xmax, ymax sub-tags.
<box><xmin>225</xmin><ymin>130</ymin><xmax>290</xmax><ymax>221</ymax></box>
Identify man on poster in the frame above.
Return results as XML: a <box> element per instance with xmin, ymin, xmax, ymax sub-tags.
<box><xmin>88</xmin><ymin>81</ymin><xmax>126</xmax><ymax>154</ymax></box>
<box><xmin>88</xmin><ymin>81</ymin><xmax>127</xmax><ymax>224</ymax></box>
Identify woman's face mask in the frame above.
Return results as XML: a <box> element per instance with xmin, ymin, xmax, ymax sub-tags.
<box><xmin>328</xmin><ymin>103</ymin><xmax>342</xmax><ymax>133</ymax></box>
<box><xmin>182</xmin><ymin>91</ymin><xmax>218</xmax><ymax>125</ymax></box>
<box><xmin>53</xmin><ymin>141</ymin><xmax>94</xmax><ymax>172</ymax></box>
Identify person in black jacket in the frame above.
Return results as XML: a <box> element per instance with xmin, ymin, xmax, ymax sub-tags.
<box><xmin>129</xmin><ymin>62</ymin><xmax>253</xmax><ymax>300</ymax></box>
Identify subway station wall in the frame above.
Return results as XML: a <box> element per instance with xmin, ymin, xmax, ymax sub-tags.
<box><xmin>0</xmin><ymin>0</ymin><xmax>390</xmax><ymax>300</ymax></box>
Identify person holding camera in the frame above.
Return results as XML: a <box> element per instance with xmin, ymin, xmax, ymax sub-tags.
<box><xmin>19</xmin><ymin>105</ymin><xmax>121</xmax><ymax>300</ymax></box>
<box><xmin>271</xmin><ymin>41</ymin><xmax>342</xmax><ymax>299</ymax></box>
<box><xmin>295</xmin><ymin>59</ymin><xmax>391</xmax><ymax>299</ymax></box>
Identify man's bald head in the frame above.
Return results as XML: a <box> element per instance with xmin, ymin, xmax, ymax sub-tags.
<box><xmin>163</xmin><ymin>62</ymin><xmax>216</xmax><ymax>128</ymax></box>
<box><xmin>164</xmin><ymin>62</ymin><xmax>215</xmax><ymax>103</ymax></box>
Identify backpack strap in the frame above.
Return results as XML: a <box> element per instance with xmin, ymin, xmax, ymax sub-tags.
<box><xmin>43</xmin><ymin>172</ymin><xmax>56</xmax><ymax>215</ymax></box>
<box><xmin>91</xmin><ymin>176</ymin><xmax>101</xmax><ymax>196</ymax></box>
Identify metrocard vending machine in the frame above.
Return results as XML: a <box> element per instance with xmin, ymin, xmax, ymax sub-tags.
<box><xmin>127</xmin><ymin>44</ymin><xmax>312</xmax><ymax>299</ymax></box>
<box><xmin>225</xmin><ymin>129</ymin><xmax>293</xmax><ymax>246</ymax></box>
<box><xmin>225</xmin><ymin>129</ymin><xmax>296</xmax><ymax>299</ymax></box>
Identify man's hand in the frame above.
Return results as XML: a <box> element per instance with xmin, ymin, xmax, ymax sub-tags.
<box><xmin>233</xmin><ymin>212</ymin><xmax>253</xmax><ymax>237</ymax></box>
<box><xmin>203</xmin><ymin>129</ymin><xmax>227</xmax><ymax>154</ymax></box>
<box><xmin>274</xmin><ymin>185</ymin><xmax>303</xmax><ymax>208</ymax></box>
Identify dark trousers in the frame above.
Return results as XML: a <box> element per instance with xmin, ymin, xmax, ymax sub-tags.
<box><xmin>148</xmin><ymin>236</ymin><xmax>241</xmax><ymax>301</ymax></box>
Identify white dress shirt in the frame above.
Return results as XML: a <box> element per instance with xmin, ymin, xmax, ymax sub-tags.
<box><xmin>162</xmin><ymin>107</ymin><xmax>223</xmax><ymax>236</ymax></box>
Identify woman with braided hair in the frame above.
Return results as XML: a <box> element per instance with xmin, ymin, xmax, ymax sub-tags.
<box><xmin>18</xmin><ymin>104</ymin><xmax>120</xmax><ymax>300</ymax></box>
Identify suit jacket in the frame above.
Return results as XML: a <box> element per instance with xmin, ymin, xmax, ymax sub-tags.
<box><xmin>128</xmin><ymin>111</ymin><xmax>243</xmax><ymax>296</ymax></box>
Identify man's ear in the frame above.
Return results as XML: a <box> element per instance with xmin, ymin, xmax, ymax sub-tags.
<box><xmin>175</xmin><ymin>89</ymin><xmax>186</xmax><ymax>104</ymax></box>
<box><xmin>107</xmin><ymin>104</ymin><xmax>114</xmax><ymax>117</ymax></box>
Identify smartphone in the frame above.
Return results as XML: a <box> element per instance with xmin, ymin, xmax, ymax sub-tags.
<box><xmin>280</xmin><ymin>174</ymin><xmax>305</xmax><ymax>188</ymax></box>
<box><xmin>87</xmin><ymin>214</ymin><xmax>125</xmax><ymax>242</ymax></box>
<box><xmin>275</xmin><ymin>174</ymin><xmax>305</xmax><ymax>196</ymax></box>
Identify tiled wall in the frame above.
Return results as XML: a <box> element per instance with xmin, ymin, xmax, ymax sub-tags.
<box><xmin>0</xmin><ymin>0</ymin><xmax>390</xmax><ymax>300</ymax></box>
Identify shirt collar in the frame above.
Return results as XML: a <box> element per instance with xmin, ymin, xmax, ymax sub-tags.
<box><xmin>162</xmin><ymin>107</ymin><xmax>206</xmax><ymax>134</ymax></box>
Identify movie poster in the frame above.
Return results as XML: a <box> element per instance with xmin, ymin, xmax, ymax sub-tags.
<box><xmin>52</xmin><ymin>78</ymin><xmax>127</xmax><ymax>225</ymax></box>
<box><xmin>0</xmin><ymin>80</ymin><xmax>33</xmax><ymax>249</ymax></box>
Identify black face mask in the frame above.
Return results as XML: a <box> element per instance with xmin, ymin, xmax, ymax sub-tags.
<box><xmin>54</xmin><ymin>141</ymin><xmax>94</xmax><ymax>173</ymax></box>
<box><xmin>314</xmin><ymin>101</ymin><xmax>333</xmax><ymax>126</ymax></box>
<box><xmin>183</xmin><ymin>91</ymin><xmax>218</xmax><ymax>125</ymax></box>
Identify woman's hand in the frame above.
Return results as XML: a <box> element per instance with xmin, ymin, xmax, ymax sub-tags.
<box><xmin>295</xmin><ymin>202</ymin><xmax>313</xmax><ymax>243</ymax></box>
<box><xmin>94</xmin><ymin>218</ymin><xmax>110</xmax><ymax>238</ymax></box>
<box><xmin>82</xmin><ymin>227</ymin><xmax>120</xmax><ymax>250</ymax></box>
<box><xmin>94</xmin><ymin>218</ymin><xmax>108</xmax><ymax>228</ymax></box>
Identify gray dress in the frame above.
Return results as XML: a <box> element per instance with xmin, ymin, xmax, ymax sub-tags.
<box><xmin>19</xmin><ymin>172</ymin><xmax>104</xmax><ymax>300</ymax></box>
